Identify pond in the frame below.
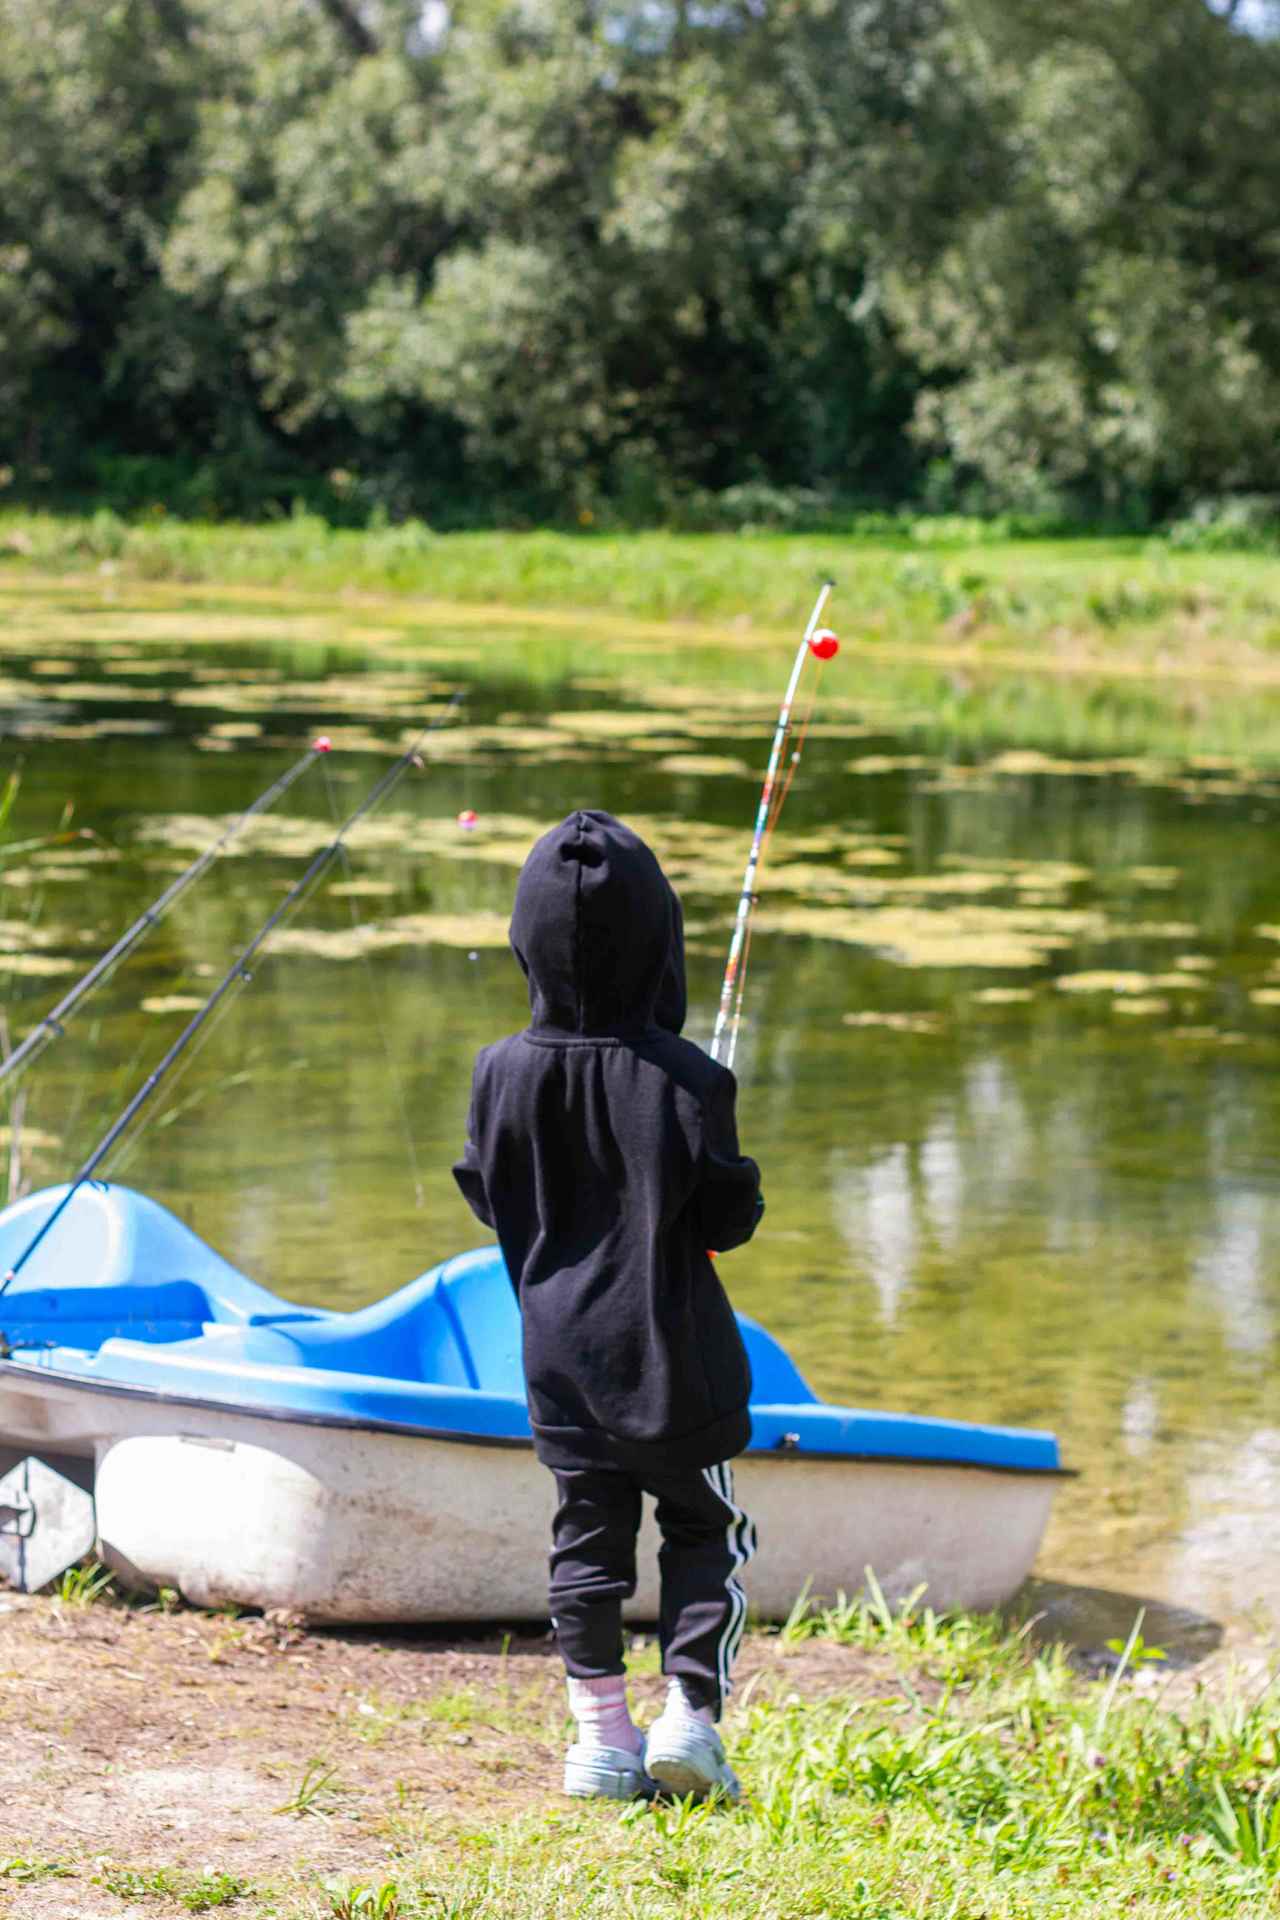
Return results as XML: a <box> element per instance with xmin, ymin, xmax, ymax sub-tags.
<box><xmin>5</xmin><ymin>582</ymin><xmax>1280</xmax><ymax>1636</ymax></box>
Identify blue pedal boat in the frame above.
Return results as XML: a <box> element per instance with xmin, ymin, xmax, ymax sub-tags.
<box><xmin>0</xmin><ymin>1183</ymin><xmax>1066</xmax><ymax>1621</ymax></box>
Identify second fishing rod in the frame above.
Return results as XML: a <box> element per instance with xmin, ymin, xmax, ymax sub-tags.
<box><xmin>0</xmin><ymin>738</ymin><xmax>332</xmax><ymax>1088</ymax></box>
<box><xmin>0</xmin><ymin>697</ymin><xmax>463</xmax><ymax>1290</ymax></box>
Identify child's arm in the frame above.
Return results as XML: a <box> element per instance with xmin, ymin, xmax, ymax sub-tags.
<box><xmin>693</xmin><ymin>1069</ymin><xmax>764</xmax><ymax>1253</ymax></box>
<box><xmin>452</xmin><ymin>1082</ymin><xmax>496</xmax><ymax>1229</ymax></box>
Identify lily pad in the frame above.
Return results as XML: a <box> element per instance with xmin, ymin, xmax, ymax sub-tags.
<box><xmin>1055</xmin><ymin>971</ymin><xmax>1159</xmax><ymax>995</ymax></box>
<box><xmin>842</xmin><ymin>1011</ymin><xmax>942</xmax><ymax>1034</ymax></box>
<box><xmin>0</xmin><ymin>953</ymin><xmax>81</xmax><ymax>976</ymax></box>
<box><xmin>656</xmin><ymin>754</ymin><xmax>752</xmax><ymax>779</ymax></box>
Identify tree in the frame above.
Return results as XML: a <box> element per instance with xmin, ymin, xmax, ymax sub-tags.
<box><xmin>881</xmin><ymin>0</ymin><xmax>1280</xmax><ymax>509</ymax></box>
<box><xmin>0</xmin><ymin>0</ymin><xmax>202</xmax><ymax>471</ymax></box>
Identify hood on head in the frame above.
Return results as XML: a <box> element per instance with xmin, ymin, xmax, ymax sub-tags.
<box><xmin>654</xmin><ymin>883</ymin><xmax>687</xmax><ymax>1035</ymax></box>
<box><xmin>510</xmin><ymin>810</ymin><xmax>673</xmax><ymax>1033</ymax></box>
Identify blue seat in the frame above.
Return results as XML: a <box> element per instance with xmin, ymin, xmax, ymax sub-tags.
<box><xmin>0</xmin><ymin>1280</ymin><xmax>213</xmax><ymax>1351</ymax></box>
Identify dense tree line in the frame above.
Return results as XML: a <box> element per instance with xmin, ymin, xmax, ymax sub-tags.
<box><xmin>2</xmin><ymin>0</ymin><xmax>1278</xmax><ymax>523</ymax></box>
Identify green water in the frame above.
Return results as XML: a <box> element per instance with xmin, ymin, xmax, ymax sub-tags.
<box><xmin>6</xmin><ymin>603</ymin><xmax>1280</xmax><ymax>1634</ymax></box>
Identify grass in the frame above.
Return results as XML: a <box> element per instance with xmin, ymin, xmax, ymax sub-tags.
<box><xmin>0</xmin><ymin>1856</ymin><xmax>75</xmax><ymax>1882</ymax></box>
<box><xmin>311</xmin><ymin>1630</ymin><xmax>1280</xmax><ymax>1919</ymax></box>
<box><xmin>91</xmin><ymin>1865</ymin><xmax>250</xmax><ymax>1909</ymax></box>
<box><xmin>301</xmin><ymin>1623</ymin><xmax>1280</xmax><ymax>1919</ymax></box>
<box><xmin>347</xmin><ymin>1681</ymin><xmax>562</xmax><ymax>1748</ymax></box>
<box><xmin>274</xmin><ymin>1759</ymin><xmax>349</xmax><ymax>1821</ymax></box>
<box><xmin>2</xmin><ymin>507</ymin><xmax>1279</xmax><ymax>648</ymax></box>
<box><xmin>53</xmin><ymin>1559</ymin><xmax>116</xmax><ymax>1608</ymax></box>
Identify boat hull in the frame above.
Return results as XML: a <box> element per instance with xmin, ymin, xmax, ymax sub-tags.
<box><xmin>0</xmin><ymin>1370</ymin><xmax>1056</xmax><ymax>1620</ymax></box>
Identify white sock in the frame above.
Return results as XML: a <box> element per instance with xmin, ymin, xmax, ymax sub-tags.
<box><xmin>657</xmin><ymin>1677</ymin><xmax>716</xmax><ymax>1730</ymax></box>
<box><xmin>566</xmin><ymin>1674</ymin><xmax>644</xmax><ymax>1756</ymax></box>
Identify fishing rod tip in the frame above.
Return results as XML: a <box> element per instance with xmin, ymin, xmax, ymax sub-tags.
<box><xmin>313</xmin><ymin>735</ymin><xmax>333</xmax><ymax>753</ymax></box>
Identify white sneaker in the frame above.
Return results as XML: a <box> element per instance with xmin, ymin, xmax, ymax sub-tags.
<box><xmin>563</xmin><ymin>1742</ymin><xmax>656</xmax><ymax>1801</ymax></box>
<box><xmin>644</xmin><ymin>1719</ymin><xmax>741</xmax><ymax>1802</ymax></box>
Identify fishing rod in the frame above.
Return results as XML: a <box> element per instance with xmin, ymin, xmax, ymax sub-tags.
<box><xmin>709</xmin><ymin>581</ymin><xmax>840</xmax><ymax>1072</ymax></box>
<box><xmin>0</xmin><ymin>696</ymin><xmax>463</xmax><ymax>1292</ymax></box>
<box><xmin>0</xmin><ymin>740</ymin><xmax>333</xmax><ymax>1088</ymax></box>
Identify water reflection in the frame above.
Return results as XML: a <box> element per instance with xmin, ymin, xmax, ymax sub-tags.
<box><xmin>1194</xmin><ymin>1189</ymin><xmax>1273</xmax><ymax>1358</ymax></box>
<box><xmin>831</xmin><ymin>1144</ymin><xmax>917</xmax><ymax>1326</ymax></box>
<box><xmin>919</xmin><ymin>1118</ymin><xmax>961</xmax><ymax>1252</ymax></box>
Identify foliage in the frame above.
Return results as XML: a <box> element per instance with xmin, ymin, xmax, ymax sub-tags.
<box><xmin>326</xmin><ymin>1884</ymin><xmax>403</xmax><ymax>1920</ymax></box>
<box><xmin>91</xmin><ymin>1864</ymin><xmax>249</xmax><ymax>1908</ymax></box>
<box><xmin>273</xmin><ymin>1757</ymin><xmax>348</xmax><ymax>1819</ymax></box>
<box><xmin>0</xmin><ymin>1858</ymin><xmax>74</xmax><ymax>1882</ymax></box>
<box><xmin>5</xmin><ymin>1</ymin><xmax>1276</xmax><ymax>520</ymax></box>
<box><xmin>1166</xmin><ymin>495</ymin><xmax>1280</xmax><ymax>552</ymax></box>
<box><xmin>54</xmin><ymin>1559</ymin><xmax>116</xmax><ymax>1607</ymax></box>
<box><xmin>883</xmin><ymin>0</ymin><xmax>1280</xmax><ymax>512</ymax></box>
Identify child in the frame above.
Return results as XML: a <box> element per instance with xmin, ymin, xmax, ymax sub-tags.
<box><xmin>453</xmin><ymin>809</ymin><xmax>764</xmax><ymax>1801</ymax></box>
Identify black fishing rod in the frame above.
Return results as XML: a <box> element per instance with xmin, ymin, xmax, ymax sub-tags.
<box><xmin>0</xmin><ymin>696</ymin><xmax>463</xmax><ymax>1291</ymax></box>
<box><xmin>0</xmin><ymin>739</ymin><xmax>333</xmax><ymax>1088</ymax></box>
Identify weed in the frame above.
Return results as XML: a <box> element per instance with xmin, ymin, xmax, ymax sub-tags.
<box><xmin>0</xmin><ymin>1857</ymin><xmax>74</xmax><ymax>1881</ymax></box>
<box><xmin>777</xmin><ymin>1570</ymin><xmax>1008</xmax><ymax>1685</ymax></box>
<box><xmin>327</xmin><ymin>1882</ymin><xmax>402</xmax><ymax>1919</ymax></box>
<box><xmin>179</xmin><ymin>1870</ymin><xmax>250</xmax><ymax>1911</ymax></box>
<box><xmin>1206</xmin><ymin>1779</ymin><xmax>1280</xmax><ymax>1878</ymax></box>
<box><xmin>274</xmin><ymin>1758</ymin><xmax>347</xmax><ymax>1820</ymax></box>
<box><xmin>417</xmin><ymin>1686</ymin><xmax>482</xmax><ymax>1727</ymax></box>
<box><xmin>93</xmin><ymin>1864</ymin><xmax>175</xmax><ymax>1899</ymax></box>
<box><xmin>87</xmin><ymin>1864</ymin><xmax>247</xmax><ymax>1907</ymax></box>
<box><xmin>55</xmin><ymin>1560</ymin><xmax>115</xmax><ymax>1607</ymax></box>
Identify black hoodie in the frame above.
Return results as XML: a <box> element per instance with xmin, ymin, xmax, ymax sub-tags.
<box><xmin>453</xmin><ymin>810</ymin><xmax>763</xmax><ymax>1473</ymax></box>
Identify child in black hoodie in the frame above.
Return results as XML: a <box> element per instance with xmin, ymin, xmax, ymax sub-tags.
<box><xmin>454</xmin><ymin>810</ymin><xmax>764</xmax><ymax>1801</ymax></box>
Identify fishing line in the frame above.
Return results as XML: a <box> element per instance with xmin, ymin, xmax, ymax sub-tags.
<box><xmin>710</xmin><ymin>583</ymin><xmax>839</xmax><ymax>1073</ymax></box>
<box><xmin>0</xmin><ymin>693</ymin><xmax>464</xmax><ymax>1291</ymax></box>
<box><xmin>764</xmin><ymin>655</ymin><xmax>830</xmax><ymax>848</ymax></box>
<box><xmin>722</xmin><ymin>651</ymin><xmax>835</xmax><ymax>1054</ymax></box>
<box><xmin>0</xmin><ymin>740</ymin><xmax>330</xmax><ymax>1088</ymax></box>
<box><xmin>319</xmin><ymin>752</ymin><xmax>427</xmax><ymax>1210</ymax></box>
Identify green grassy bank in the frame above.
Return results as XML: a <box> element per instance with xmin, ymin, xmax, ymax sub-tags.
<box><xmin>3</xmin><ymin>508</ymin><xmax>1279</xmax><ymax>644</ymax></box>
<box><xmin>5</xmin><ymin>511</ymin><xmax>1280</xmax><ymax>764</ymax></box>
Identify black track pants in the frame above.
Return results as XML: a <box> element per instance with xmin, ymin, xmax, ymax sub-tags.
<box><xmin>548</xmin><ymin>1461</ymin><xmax>757</xmax><ymax>1719</ymax></box>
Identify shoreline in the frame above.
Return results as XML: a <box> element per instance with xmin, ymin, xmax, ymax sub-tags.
<box><xmin>9</xmin><ymin>558</ymin><xmax>1280</xmax><ymax>767</ymax></box>
<box><xmin>4</xmin><ymin>1577</ymin><xmax>1278</xmax><ymax>1918</ymax></box>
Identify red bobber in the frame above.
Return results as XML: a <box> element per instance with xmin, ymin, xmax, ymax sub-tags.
<box><xmin>313</xmin><ymin>735</ymin><xmax>333</xmax><ymax>753</ymax></box>
<box><xmin>808</xmin><ymin>630</ymin><xmax>839</xmax><ymax>661</ymax></box>
<box><xmin>457</xmin><ymin>808</ymin><xmax>479</xmax><ymax>830</ymax></box>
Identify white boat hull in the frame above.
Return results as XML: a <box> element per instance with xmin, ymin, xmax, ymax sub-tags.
<box><xmin>0</xmin><ymin>1370</ymin><xmax>1056</xmax><ymax>1621</ymax></box>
